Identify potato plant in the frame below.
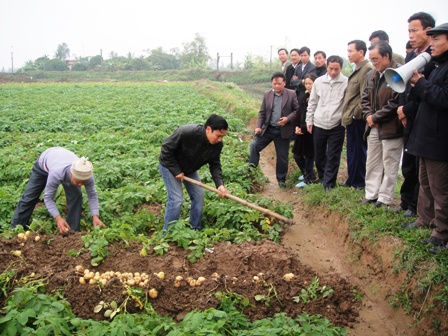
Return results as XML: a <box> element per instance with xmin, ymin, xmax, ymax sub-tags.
<box><xmin>0</xmin><ymin>82</ymin><xmax>352</xmax><ymax>336</ymax></box>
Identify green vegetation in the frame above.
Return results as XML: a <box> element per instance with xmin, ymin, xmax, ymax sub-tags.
<box><xmin>0</xmin><ymin>80</ymin><xmax>349</xmax><ymax>334</ymax></box>
<box><xmin>299</xmin><ymin>181</ymin><xmax>448</xmax><ymax>325</ymax></box>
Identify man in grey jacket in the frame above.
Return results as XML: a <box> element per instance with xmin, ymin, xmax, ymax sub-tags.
<box><xmin>11</xmin><ymin>147</ymin><xmax>105</xmax><ymax>234</ymax></box>
<box><xmin>306</xmin><ymin>55</ymin><xmax>348</xmax><ymax>192</ymax></box>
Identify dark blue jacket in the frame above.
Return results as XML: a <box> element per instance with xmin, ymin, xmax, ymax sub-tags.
<box><xmin>406</xmin><ymin>50</ymin><xmax>448</xmax><ymax>162</ymax></box>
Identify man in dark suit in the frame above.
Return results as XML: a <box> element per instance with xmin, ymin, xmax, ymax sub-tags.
<box><xmin>291</xmin><ymin>47</ymin><xmax>317</xmax><ymax>96</ymax></box>
<box><xmin>249</xmin><ymin>72</ymin><xmax>298</xmax><ymax>188</ymax></box>
<box><xmin>285</xmin><ymin>48</ymin><xmax>301</xmax><ymax>89</ymax></box>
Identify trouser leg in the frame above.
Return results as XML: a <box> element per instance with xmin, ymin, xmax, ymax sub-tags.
<box><xmin>346</xmin><ymin>119</ymin><xmax>367</xmax><ymax>188</ymax></box>
<box><xmin>273</xmin><ymin>135</ymin><xmax>290</xmax><ymax>182</ymax></box>
<box><xmin>159</xmin><ymin>164</ymin><xmax>183</xmax><ymax>231</ymax></box>
<box><xmin>304</xmin><ymin>155</ymin><xmax>316</xmax><ymax>182</ymax></box>
<box><xmin>322</xmin><ymin>125</ymin><xmax>345</xmax><ymax>189</ymax></box>
<box><xmin>313</xmin><ymin>126</ymin><xmax>328</xmax><ymax>181</ymax></box>
<box><xmin>11</xmin><ymin>161</ymin><xmax>47</xmax><ymax>228</ymax></box>
<box><xmin>425</xmin><ymin>159</ymin><xmax>448</xmax><ymax>240</ymax></box>
<box><xmin>64</xmin><ymin>184</ymin><xmax>83</xmax><ymax>231</ymax></box>
<box><xmin>183</xmin><ymin>171</ymin><xmax>205</xmax><ymax>230</ymax></box>
<box><xmin>293</xmin><ymin>153</ymin><xmax>306</xmax><ymax>177</ymax></box>
<box><xmin>416</xmin><ymin>158</ymin><xmax>434</xmax><ymax>227</ymax></box>
<box><xmin>377</xmin><ymin>137</ymin><xmax>403</xmax><ymax>205</ymax></box>
<box><xmin>365</xmin><ymin>128</ymin><xmax>382</xmax><ymax>200</ymax></box>
<box><xmin>249</xmin><ymin>129</ymin><xmax>275</xmax><ymax>166</ymax></box>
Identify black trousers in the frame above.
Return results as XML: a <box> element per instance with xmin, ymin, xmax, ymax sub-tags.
<box><xmin>345</xmin><ymin>119</ymin><xmax>367</xmax><ymax>188</ymax></box>
<box><xmin>313</xmin><ymin>125</ymin><xmax>345</xmax><ymax>189</ymax></box>
<box><xmin>249</xmin><ymin>126</ymin><xmax>290</xmax><ymax>182</ymax></box>
<box><xmin>400</xmin><ymin>134</ymin><xmax>419</xmax><ymax>212</ymax></box>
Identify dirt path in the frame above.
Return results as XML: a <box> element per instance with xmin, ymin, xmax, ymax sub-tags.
<box><xmin>256</xmin><ymin>144</ymin><xmax>416</xmax><ymax>335</ymax></box>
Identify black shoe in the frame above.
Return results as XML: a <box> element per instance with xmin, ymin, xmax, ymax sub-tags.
<box><xmin>421</xmin><ymin>236</ymin><xmax>446</xmax><ymax>246</ymax></box>
<box><xmin>375</xmin><ymin>201</ymin><xmax>386</xmax><ymax>208</ymax></box>
<box><xmin>429</xmin><ymin>243</ymin><xmax>448</xmax><ymax>255</ymax></box>
<box><xmin>401</xmin><ymin>221</ymin><xmax>421</xmax><ymax>229</ymax></box>
<box><xmin>278</xmin><ymin>181</ymin><xmax>286</xmax><ymax>189</ymax></box>
<box><xmin>403</xmin><ymin>209</ymin><xmax>417</xmax><ymax>217</ymax></box>
<box><xmin>340</xmin><ymin>183</ymin><xmax>351</xmax><ymax>188</ymax></box>
<box><xmin>360</xmin><ymin>198</ymin><xmax>377</xmax><ymax>205</ymax></box>
<box><xmin>353</xmin><ymin>186</ymin><xmax>365</xmax><ymax>191</ymax></box>
<box><xmin>389</xmin><ymin>205</ymin><xmax>406</xmax><ymax>213</ymax></box>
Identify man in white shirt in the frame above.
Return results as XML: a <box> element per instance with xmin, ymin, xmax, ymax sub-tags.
<box><xmin>306</xmin><ymin>56</ymin><xmax>348</xmax><ymax>192</ymax></box>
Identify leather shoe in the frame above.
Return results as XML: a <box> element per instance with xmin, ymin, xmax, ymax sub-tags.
<box><xmin>401</xmin><ymin>221</ymin><xmax>421</xmax><ymax>229</ymax></box>
<box><xmin>278</xmin><ymin>181</ymin><xmax>286</xmax><ymax>189</ymax></box>
<box><xmin>388</xmin><ymin>205</ymin><xmax>405</xmax><ymax>213</ymax></box>
<box><xmin>360</xmin><ymin>198</ymin><xmax>377</xmax><ymax>205</ymax></box>
<box><xmin>374</xmin><ymin>201</ymin><xmax>386</xmax><ymax>208</ymax></box>
<box><xmin>404</xmin><ymin>209</ymin><xmax>417</xmax><ymax>217</ymax></box>
<box><xmin>429</xmin><ymin>244</ymin><xmax>448</xmax><ymax>255</ymax></box>
<box><xmin>421</xmin><ymin>236</ymin><xmax>446</xmax><ymax>246</ymax></box>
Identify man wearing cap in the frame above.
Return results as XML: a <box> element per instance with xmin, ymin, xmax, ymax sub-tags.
<box><xmin>11</xmin><ymin>147</ymin><xmax>105</xmax><ymax>234</ymax></box>
<box><xmin>404</xmin><ymin>22</ymin><xmax>448</xmax><ymax>253</ymax></box>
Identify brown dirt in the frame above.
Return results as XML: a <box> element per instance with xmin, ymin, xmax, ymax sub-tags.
<box><xmin>251</xmin><ymin>124</ymin><xmax>440</xmax><ymax>335</ymax></box>
<box><xmin>0</xmin><ymin>231</ymin><xmax>360</xmax><ymax>327</ymax></box>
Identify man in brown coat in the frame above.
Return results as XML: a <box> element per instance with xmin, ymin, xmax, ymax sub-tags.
<box><xmin>361</xmin><ymin>41</ymin><xmax>403</xmax><ymax>207</ymax></box>
<box><xmin>249</xmin><ymin>72</ymin><xmax>298</xmax><ymax>188</ymax></box>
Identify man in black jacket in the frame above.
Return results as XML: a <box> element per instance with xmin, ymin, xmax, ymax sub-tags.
<box><xmin>159</xmin><ymin>114</ymin><xmax>228</xmax><ymax>231</ymax></box>
<box><xmin>404</xmin><ymin>22</ymin><xmax>448</xmax><ymax>253</ymax></box>
<box><xmin>397</xmin><ymin>12</ymin><xmax>435</xmax><ymax>218</ymax></box>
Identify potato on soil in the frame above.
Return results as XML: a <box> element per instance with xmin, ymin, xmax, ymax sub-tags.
<box><xmin>148</xmin><ymin>288</ymin><xmax>158</xmax><ymax>299</ymax></box>
<box><xmin>283</xmin><ymin>273</ymin><xmax>295</xmax><ymax>281</ymax></box>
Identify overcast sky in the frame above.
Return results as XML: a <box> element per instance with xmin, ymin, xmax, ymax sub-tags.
<box><xmin>1</xmin><ymin>0</ymin><xmax>447</xmax><ymax>71</ymax></box>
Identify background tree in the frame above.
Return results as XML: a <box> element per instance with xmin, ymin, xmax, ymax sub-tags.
<box><xmin>179</xmin><ymin>33</ymin><xmax>209</xmax><ymax>69</ymax></box>
<box><xmin>243</xmin><ymin>53</ymin><xmax>255</xmax><ymax>70</ymax></box>
<box><xmin>145</xmin><ymin>47</ymin><xmax>180</xmax><ymax>70</ymax></box>
<box><xmin>88</xmin><ymin>55</ymin><xmax>103</xmax><ymax>69</ymax></box>
<box><xmin>43</xmin><ymin>59</ymin><xmax>69</xmax><ymax>71</ymax></box>
<box><xmin>72</xmin><ymin>63</ymin><xmax>87</xmax><ymax>71</ymax></box>
<box><xmin>54</xmin><ymin>43</ymin><xmax>70</xmax><ymax>60</ymax></box>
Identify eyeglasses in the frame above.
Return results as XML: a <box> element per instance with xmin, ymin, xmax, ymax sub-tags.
<box><xmin>369</xmin><ymin>56</ymin><xmax>382</xmax><ymax>63</ymax></box>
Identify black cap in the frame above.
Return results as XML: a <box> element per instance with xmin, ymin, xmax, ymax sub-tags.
<box><xmin>427</xmin><ymin>22</ymin><xmax>448</xmax><ymax>36</ymax></box>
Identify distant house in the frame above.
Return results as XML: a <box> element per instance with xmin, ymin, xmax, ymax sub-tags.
<box><xmin>65</xmin><ymin>59</ymin><xmax>80</xmax><ymax>70</ymax></box>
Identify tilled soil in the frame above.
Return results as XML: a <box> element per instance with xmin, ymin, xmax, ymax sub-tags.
<box><xmin>0</xmin><ymin>232</ymin><xmax>361</xmax><ymax>327</ymax></box>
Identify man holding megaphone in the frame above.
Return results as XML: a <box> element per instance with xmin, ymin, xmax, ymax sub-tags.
<box><xmin>402</xmin><ymin>22</ymin><xmax>448</xmax><ymax>254</ymax></box>
<box><xmin>394</xmin><ymin>12</ymin><xmax>435</xmax><ymax>220</ymax></box>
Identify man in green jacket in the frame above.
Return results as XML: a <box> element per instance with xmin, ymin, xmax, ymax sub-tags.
<box><xmin>341</xmin><ymin>40</ymin><xmax>373</xmax><ymax>190</ymax></box>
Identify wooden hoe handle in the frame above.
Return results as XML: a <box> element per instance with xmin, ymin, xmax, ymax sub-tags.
<box><xmin>182</xmin><ymin>176</ymin><xmax>293</xmax><ymax>225</ymax></box>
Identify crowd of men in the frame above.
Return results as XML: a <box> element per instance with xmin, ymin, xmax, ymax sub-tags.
<box><xmin>9</xmin><ymin>11</ymin><xmax>447</xmax><ymax>255</ymax></box>
<box><xmin>250</xmin><ymin>11</ymin><xmax>448</xmax><ymax>254</ymax></box>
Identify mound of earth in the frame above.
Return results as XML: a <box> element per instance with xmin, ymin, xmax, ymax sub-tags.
<box><xmin>0</xmin><ymin>231</ymin><xmax>361</xmax><ymax>327</ymax></box>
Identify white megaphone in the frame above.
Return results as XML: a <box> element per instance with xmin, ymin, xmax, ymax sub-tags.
<box><xmin>384</xmin><ymin>52</ymin><xmax>431</xmax><ymax>93</ymax></box>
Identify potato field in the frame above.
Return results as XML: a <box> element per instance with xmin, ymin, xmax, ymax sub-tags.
<box><xmin>0</xmin><ymin>82</ymin><xmax>360</xmax><ymax>335</ymax></box>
